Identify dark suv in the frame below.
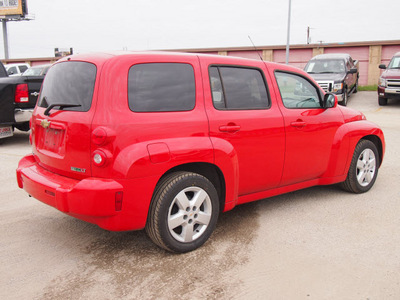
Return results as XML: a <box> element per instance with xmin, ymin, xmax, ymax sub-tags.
<box><xmin>305</xmin><ymin>53</ymin><xmax>359</xmax><ymax>106</ymax></box>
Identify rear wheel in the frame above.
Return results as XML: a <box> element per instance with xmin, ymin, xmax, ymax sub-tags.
<box><xmin>354</xmin><ymin>79</ymin><xmax>358</xmax><ymax>93</ymax></box>
<box><xmin>340</xmin><ymin>140</ymin><xmax>379</xmax><ymax>193</ymax></box>
<box><xmin>378</xmin><ymin>96</ymin><xmax>388</xmax><ymax>106</ymax></box>
<box><xmin>146</xmin><ymin>172</ymin><xmax>219</xmax><ymax>253</ymax></box>
<box><xmin>15</xmin><ymin>122</ymin><xmax>30</xmax><ymax>132</ymax></box>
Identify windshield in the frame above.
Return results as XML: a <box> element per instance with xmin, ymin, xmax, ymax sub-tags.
<box><xmin>38</xmin><ymin>62</ymin><xmax>96</xmax><ymax>112</ymax></box>
<box><xmin>23</xmin><ymin>65</ymin><xmax>50</xmax><ymax>76</ymax></box>
<box><xmin>387</xmin><ymin>56</ymin><xmax>400</xmax><ymax>69</ymax></box>
<box><xmin>305</xmin><ymin>59</ymin><xmax>346</xmax><ymax>74</ymax></box>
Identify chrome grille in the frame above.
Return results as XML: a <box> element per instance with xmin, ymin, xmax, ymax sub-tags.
<box><xmin>316</xmin><ymin>81</ymin><xmax>334</xmax><ymax>92</ymax></box>
<box><xmin>387</xmin><ymin>79</ymin><xmax>400</xmax><ymax>89</ymax></box>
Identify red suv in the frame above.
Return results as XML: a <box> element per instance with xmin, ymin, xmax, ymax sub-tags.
<box><xmin>17</xmin><ymin>52</ymin><xmax>385</xmax><ymax>253</ymax></box>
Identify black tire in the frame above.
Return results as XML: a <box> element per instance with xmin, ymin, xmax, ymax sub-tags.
<box><xmin>378</xmin><ymin>97</ymin><xmax>388</xmax><ymax>106</ymax></box>
<box><xmin>354</xmin><ymin>79</ymin><xmax>358</xmax><ymax>93</ymax></box>
<box><xmin>340</xmin><ymin>140</ymin><xmax>379</xmax><ymax>193</ymax></box>
<box><xmin>146</xmin><ymin>171</ymin><xmax>219</xmax><ymax>253</ymax></box>
<box><xmin>340</xmin><ymin>88</ymin><xmax>348</xmax><ymax>106</ymax></box>
<box><xmin>15</xmin><ymin>122</ymin><xmax>30</xmax><ymax>132</ymax></box>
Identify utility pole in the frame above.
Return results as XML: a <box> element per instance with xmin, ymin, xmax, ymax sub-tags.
<box><xmin>2</xmin><ymin>20</ymin><xmax>9</xmax><ymax>59</ymax></box>
<box><xmin>285</xmin><ymin>0</ymin><xmax>292</xmax><ymax>65</ymax></box>
<box><xmin>0</xmin><ymin>0</ymin><xmax>33</xmax><ymax>59</ymax></box>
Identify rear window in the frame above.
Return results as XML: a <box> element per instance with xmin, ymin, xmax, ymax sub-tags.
<box><xmin>128</xmin><ymin>63</ymin><xmax>195</xmax><ymax>112</ymax></box>
<box><xmin>38</xmin><ymin>62</ymin><xmax>97</xmax><ymax>112</ymax></box>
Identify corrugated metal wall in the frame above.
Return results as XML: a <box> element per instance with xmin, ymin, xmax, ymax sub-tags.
<box><xmin>2</xmin><ymin>41</ymin><xmax>400</xmax><ymax>86</ymax></box>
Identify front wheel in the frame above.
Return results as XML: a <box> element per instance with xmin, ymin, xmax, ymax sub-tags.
<box><xmin>378</xmin><ymin>96</ymin><xmax>388</xmax><ymax>106</ymax></box>
<box><xmin>340</xmin><ymin>88</ymin><xmax>348</xmax><ymax>106</ymax></box>
<box><xmin>146</xmin><ymin>172</ymin><xmax>219</xmax><ymax>253</ymax></box>
<box><xmin>340</xmin><ymin>140</ymin><xmax>379</xmax><ymax>193</ymax></box>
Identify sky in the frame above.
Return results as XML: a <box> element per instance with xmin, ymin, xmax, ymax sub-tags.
<box><xmin>2</xmin><ymin>0</ymin><xmax>400</xmax><ymax>59</ymax></box>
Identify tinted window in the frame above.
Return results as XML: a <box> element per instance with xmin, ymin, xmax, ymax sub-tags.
<box><xmin>38</xmin><ymin>62</ymin><xmax>96</xmax><ymax>112</ymax></box>
<box><xmin>275</xmin><ymin>71</ymin><xmax>321</xmax><ymax>109</ymax></box>
<box><xmin>128</xmin><ymin>63</ymin><xmax>195</xmax><ymax>112</ymax></box>
<box><xmin>210</xmin><ymin>66</ymin><xmax>269</xmax><ymax>110</ymax></box>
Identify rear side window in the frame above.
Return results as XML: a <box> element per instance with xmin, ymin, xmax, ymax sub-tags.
<box><xmin>209</xmin><ymin>66</ymin><xmax>269</xmax><ymax>110</ymax></box>
<box><xmin>38</xmin><ymin>62</ymin><xmax>96</xmax><ymax>112</ymax></box>
<box><xmin>128</xmin><ymin>63</ymin><xmax>195</xmax><ymax>112</ymax></box>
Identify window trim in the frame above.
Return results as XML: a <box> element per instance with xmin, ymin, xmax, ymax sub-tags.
<box><xmin>208</xmin><ymin>64</ymin><xmax>271</xmax><ymax>111</ymax></box>
<box><xmin>274</xmin><ymin>70</ymin><xmax>324</xmax><ymax>109</ymax></box>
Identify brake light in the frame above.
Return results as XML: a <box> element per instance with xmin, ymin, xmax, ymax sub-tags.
<box><xmin>92</xmin><ymin>127</ymin><xmax>107</xmax><ymax>145</ymax></box>
<box><xmin>15</xmin><ymin>84</ymin><xmax>29</xmax><ymax>103</ymax></box>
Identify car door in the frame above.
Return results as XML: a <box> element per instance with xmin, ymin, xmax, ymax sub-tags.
<box><xmin>273</xmin><ymin>70</ymin><xmax>344</xmax><ymax>186</ymax></box>
<box><xmin>201</xmin><ymin>58</ymin><xmax>285</xmax><ymax>196</ymax></box>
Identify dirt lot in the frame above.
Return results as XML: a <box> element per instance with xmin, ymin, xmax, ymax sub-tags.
<box><xmin>1</xmin><ymin>92</ymin><xmax>399</xmax><ymax>300</ymax></box>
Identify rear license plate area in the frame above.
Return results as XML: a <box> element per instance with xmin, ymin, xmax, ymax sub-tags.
<box><xmin>0</xmin><ymin>126</ymin><xmax>13</xmax><ymax>139</ymax></box>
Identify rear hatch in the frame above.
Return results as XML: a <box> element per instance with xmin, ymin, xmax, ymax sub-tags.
<box><xmin>32</xmin><ymin>60</ymin><xmax>98</xmax><ymax>179</ymax></box>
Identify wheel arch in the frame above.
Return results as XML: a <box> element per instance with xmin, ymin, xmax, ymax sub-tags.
<box><xmin>156</xmin><ymin>162</ymin><xmax>226</xmax><ymax>214</ymax></box>
<box><xmin>360</xmin><ymin>135</ymin><xmax>384</xmax><ymax>167</ymax></box>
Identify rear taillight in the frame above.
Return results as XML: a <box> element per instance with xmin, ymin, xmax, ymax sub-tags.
<box><xmin>91</xmin><ymin>127</ymin><xmax>115</xmax><ymax>168</ymax></box>
<box><xmin>15</xmin><ymin>84</ymin><xmax>29</xmax><ymax>103</ymax></box>
<box><xmin>93</xmin><ymin>150</ymin><xmax>107</xmax><ymax>167</ymax></box>
<box><xmin>92</xmin><ymin>127</ymin><xmax>107</xmax><ymax>145</ymax></box>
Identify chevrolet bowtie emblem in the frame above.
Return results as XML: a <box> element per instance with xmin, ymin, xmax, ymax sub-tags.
<box><xmin>40</xmin><ymin>119</ymin><xmax>50</xmax><ymax>129</ymax></box>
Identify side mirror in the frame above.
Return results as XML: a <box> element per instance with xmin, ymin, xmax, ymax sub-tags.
<box><xmin>323</xmin><ymin>93</ymin><xmax>337</xmax><ymax>108</ymax></box>
<box><xmin>379</xmin><ymin>64</ymin><xmax>387</xmax><ymax>70</ymax></box>
<box><xmin>349</xmin><ymin>68</ymin><xmax>358</xmax><ymax>74</ymax></box>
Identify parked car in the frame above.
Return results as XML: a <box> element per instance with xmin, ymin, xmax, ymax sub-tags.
<box><xmin>305</xmin><ymin>53</ymin><xmax>359</xmax><ymax>106</ymax></box>
<box><xmin>0</xmin><ymin>64</ymin><xmax>50</xmax><ymax>139</ymax></box>
<box><xmin>22</xmin><ymin>64</ymin><xmax>51</xmax><ymax>76</ymax></box>
<box><xmin>378</xmin><ymin>51</ymin><xmax>400</xmax><ymax>106</ymax></box>
<box><xmin>5</xmin><ymin>63</ymin><xmax>30</xmax><ymax>76</ymax></box>
<box><xmin>16</xmin><ymin>52</ymin><xmax>385</xmax><ymax>253</ymax></box>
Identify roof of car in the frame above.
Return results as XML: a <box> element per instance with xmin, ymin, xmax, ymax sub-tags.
<box><xmin>310</xmin><ymin>53</ymin><xmax>351</xmax><ymax>60</ymax></box>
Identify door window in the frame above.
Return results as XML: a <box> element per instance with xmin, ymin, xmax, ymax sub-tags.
<box><xmin>275</xmin><ymin>72</ymin><xmax>322</xmax><ymax>109</ymax></box>
<box><xmin>209</xmin><ymin>66</ymin><xmax>269</xmax><ymax>110</ymax></box>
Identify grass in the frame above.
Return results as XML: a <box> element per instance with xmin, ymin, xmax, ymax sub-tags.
<box><xmin>358</xmin><ymin>85</ymin><xmax>378</xmax><ymax>91</ymax></box>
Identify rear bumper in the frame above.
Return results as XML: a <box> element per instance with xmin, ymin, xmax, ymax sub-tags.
<box><xmin>16</xmin><ymin>154</ymin><xmax>141</xmax><ymax>231</ymax></box>
<box><xmin>14</xmin><ymin>108</ymin><xmax>33</xmax><ymax>123</ymax></box>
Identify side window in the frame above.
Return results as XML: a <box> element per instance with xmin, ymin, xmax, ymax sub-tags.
<box><xmin>346</xmin><ymin>61</ymin><xmax>351</xmax><ymax>71</ymax></box>
<box><xmin>7</xmin><ymin>66</ymin><xmax>17</xmax><ymax>75</ymax></box>
<box><xmin>128</xmin><ymin>63</ymin><xmax>195</xmax><ymax>112</ymax></box>
<box><xmin>275</xmin><ymin>71</ymin><xmax>322</xmax><ymax>109</ymax></box>
<box><xmin>209</xmin><ymin>66</ymin><xmax>269</xmax><ymax>110</ymax></box>
<box><xmin>19</xmin><ymin>65</ymin><xmax>28</xmax><ymax>73</ymax></box>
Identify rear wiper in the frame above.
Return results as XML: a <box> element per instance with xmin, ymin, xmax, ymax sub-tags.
<box><xmin>44</xmin><ymin>103</ymin><xmax>82</xmax><ymax>116</ymax></box>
